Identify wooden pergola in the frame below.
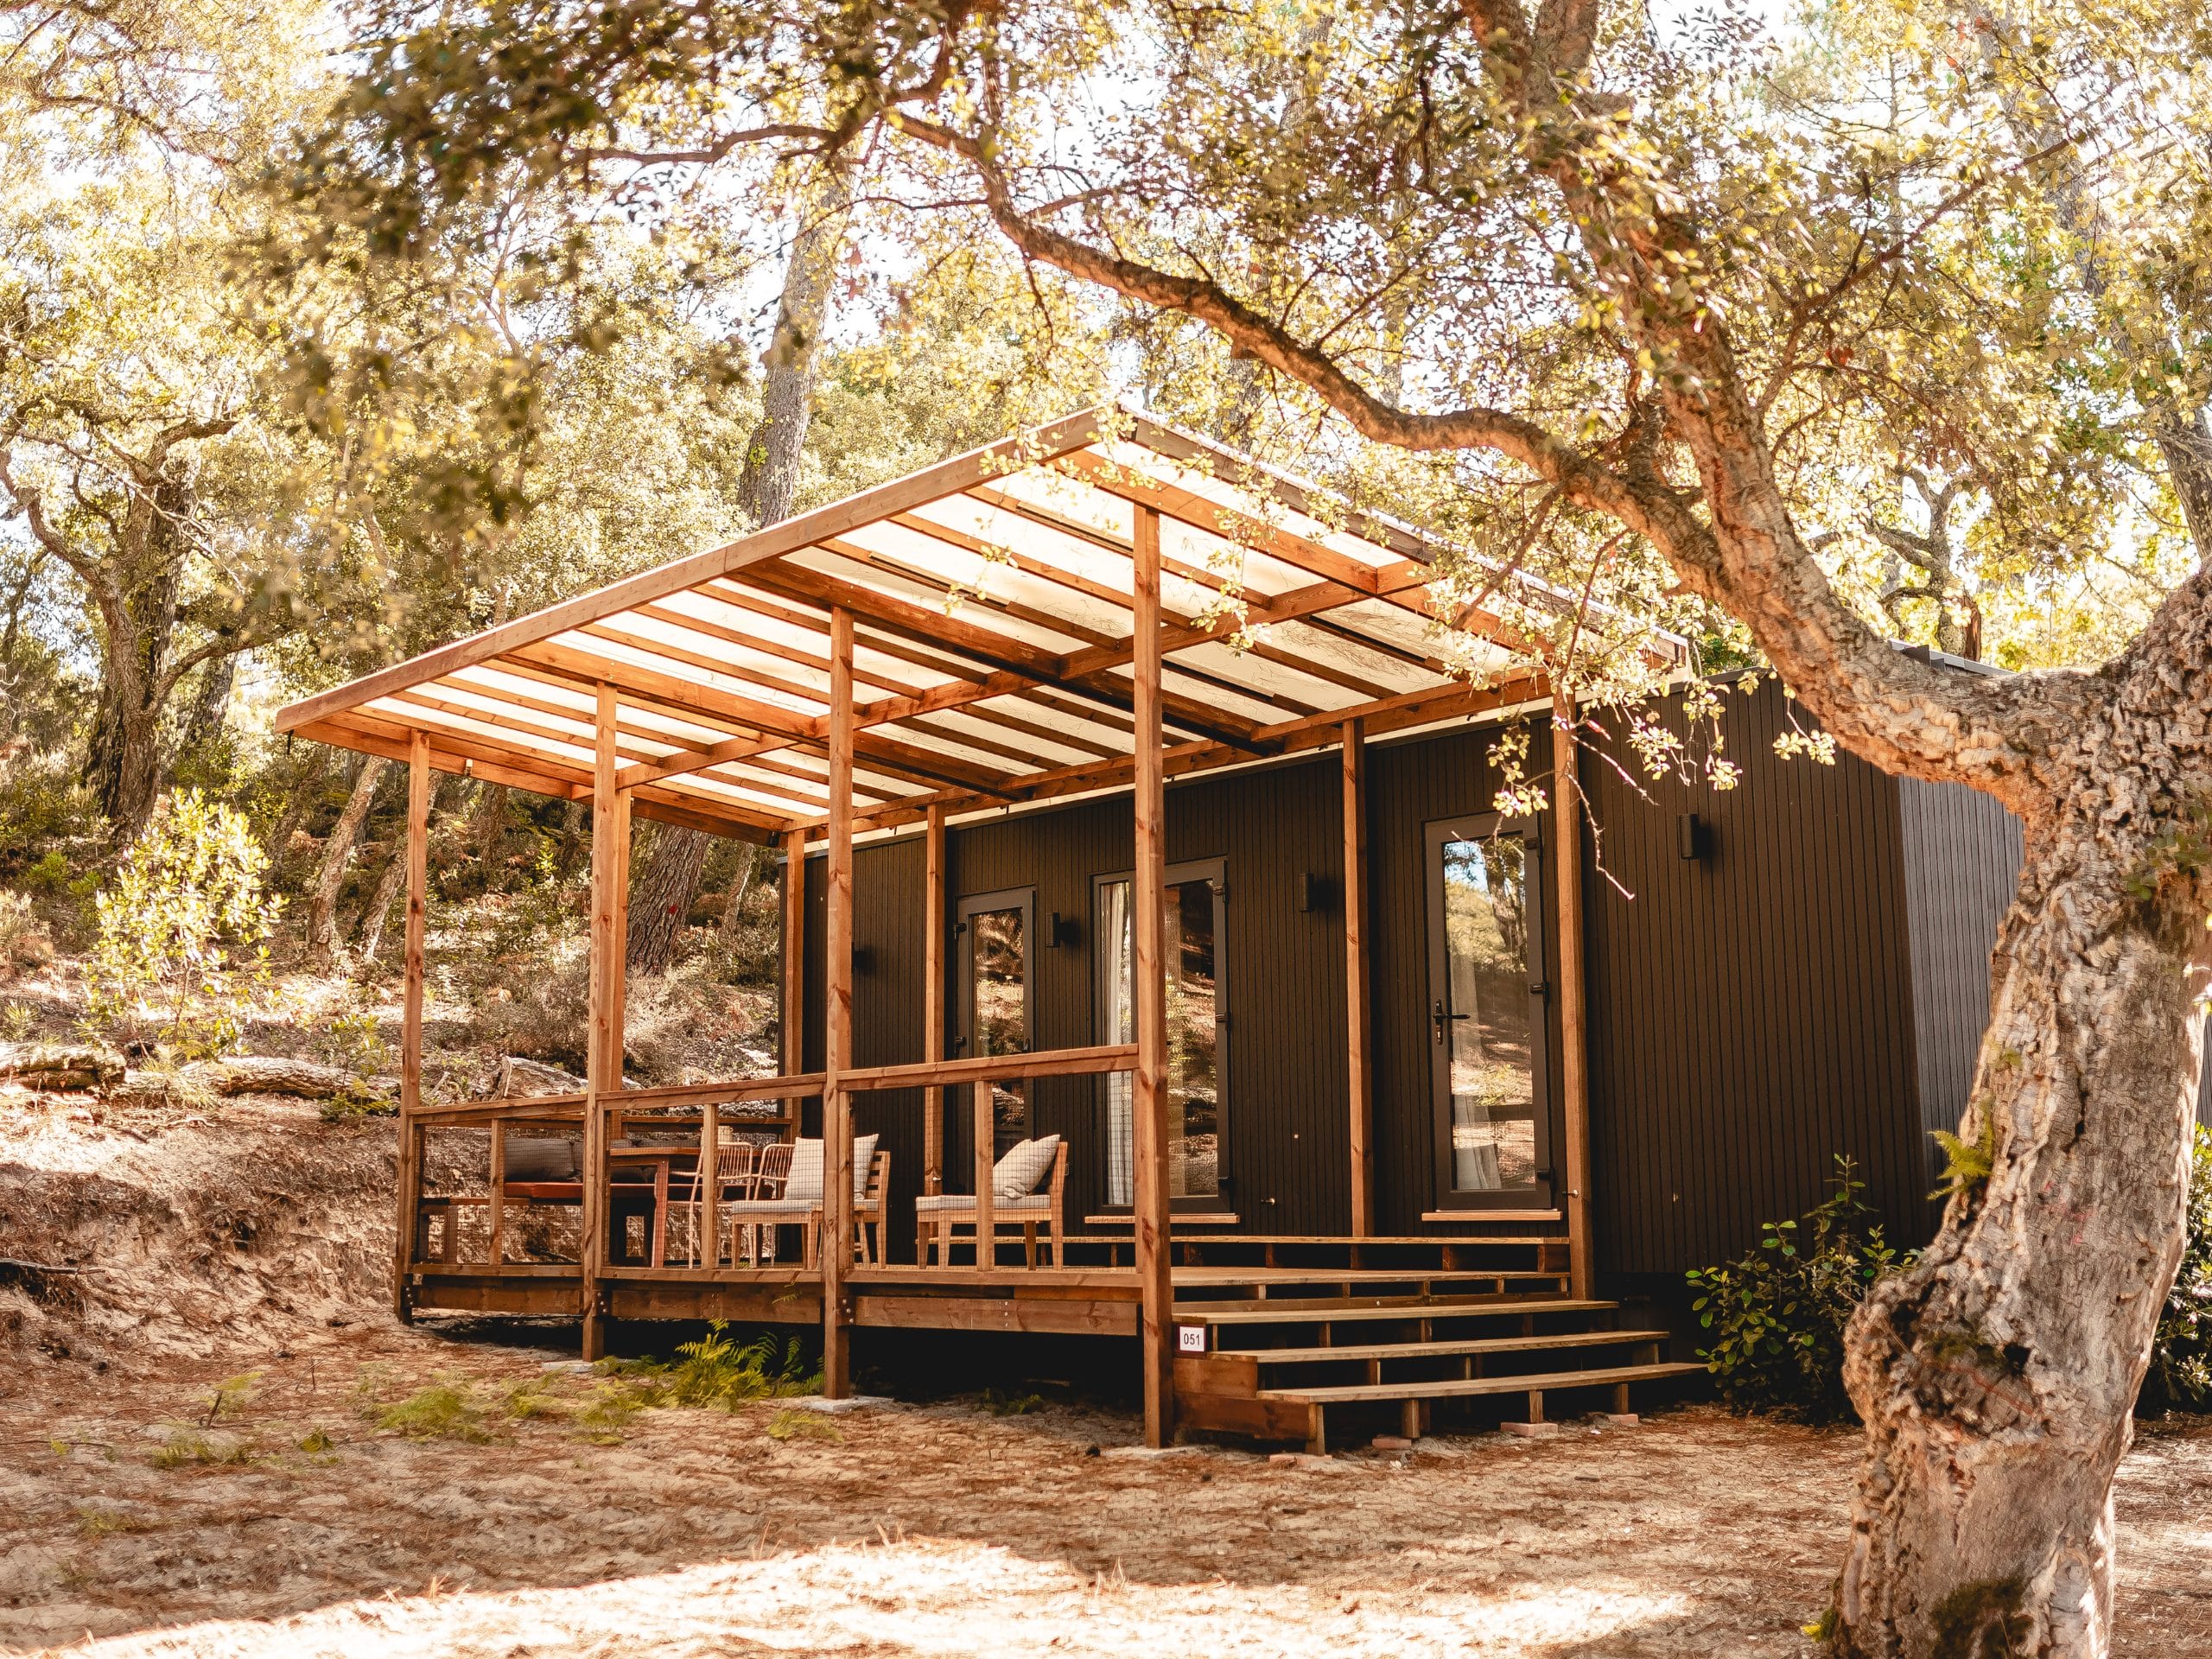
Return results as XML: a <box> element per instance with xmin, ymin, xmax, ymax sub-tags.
<box><xmin>277</xmin><ymin>404</ymin><xmax>1671</xmax><ymax>1445</ymax></box>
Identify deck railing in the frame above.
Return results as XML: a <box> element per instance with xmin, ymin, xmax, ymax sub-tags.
<box><xmin>395</xmin><ymin>1046</ymin><xmax>1138</xmax><ymax>1300</ymax></box>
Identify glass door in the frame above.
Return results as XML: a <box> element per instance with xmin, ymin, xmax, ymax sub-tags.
<box><xmin>957</xmin><ymin>888</ymin><xmax>1033</xmax><ymax>1159</ymax></box>
<box><xmin>1096</xmin><ymin>859</ymin><xmax>1226</xmax><ymax>1211</ymax></box>
<box><xmin>1426</xmin><ymin>817</ymin><xmax>1552</xmax><ymax>1210</ymax></box>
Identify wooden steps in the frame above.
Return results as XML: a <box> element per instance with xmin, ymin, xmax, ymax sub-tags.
<box><xmin>1263</xmin><ymin>1362</ymin><xmax>1707</xmax><ymax>1452</ymax></box>
<box><xmin>1171</xmin><ymin>1281</ymin><xmax>1700</xmax><ymax>1451</ymax></box>
<box><xmin>1240</xmin><ymin>1326</ymin><xmax>1675</xmax><ymax>1367</ymax></box>
<box><xmin>1173</xmin><ymin>1294</ymin><xmax>1611</xmax><ymax>1326</ymax></box>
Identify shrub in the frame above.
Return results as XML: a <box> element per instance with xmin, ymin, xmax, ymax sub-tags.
<box><xmin>1688</xmin><ymin>1157</ymin><xmax>1916</xmax><ymax>1421</ymax></box>
<box><xmin>2143</xmin><ymin>1124</ymin><xmax>2212</xmax><ymax>1416</ymax></box>
<box><xmin>0</xmin><ymin>888</ymin><xmax>53</xmax><ymax>978</ymax></box>
<box><xmin>84</xmin><ymin>790</ymin><xmax>280</xmax><ymax>1057</ymax></box>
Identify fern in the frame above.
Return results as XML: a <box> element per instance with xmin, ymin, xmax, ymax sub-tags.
<box><xmin>1930</xmin><ymin>1113</ymin><xmax>1999</xmax><ymax>1203</ymax></box>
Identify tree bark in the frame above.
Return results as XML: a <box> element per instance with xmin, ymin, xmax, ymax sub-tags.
<box><xmin>719</xmin><ymin>841</ymin><xmax>761</xmax><ymax>942</ymax></box>
<box><xmin>624</xmin><ymin>818</ymin><xmax>711</xmax><ymax>976</ymax></box>
<box><xmin>308</xmin><ymin>756</ymin><xmax>387</xmax><ymax>968</ymax></box>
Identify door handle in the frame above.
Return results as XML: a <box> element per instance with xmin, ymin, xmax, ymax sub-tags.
<box><xmin>1431</xmin><ymin>1000</ymin><xmax>1470</xmax><ymax>1043</ymax></box>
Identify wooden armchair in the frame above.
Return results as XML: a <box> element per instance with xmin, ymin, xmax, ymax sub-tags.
<box><xmin>914</xmin><ymin>1140</ymin><xmax>1067</xmax><ymax>1268</ymax></box>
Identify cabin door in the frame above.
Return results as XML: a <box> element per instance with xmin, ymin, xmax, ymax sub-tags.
<box><xmin>1425</xmin><ymin>817</ymin><xmax>1554</xmax><ymax>1211</ymax></box>
<box><xmin>1096</xmin><ymin>858</ymin><xmax>1227</xmax><ymax>1212</ymax></box>
<box><xmin>957</xmin><ymin>887</ymin><xmax>1033</xmax><ymax>1159</ymax></box>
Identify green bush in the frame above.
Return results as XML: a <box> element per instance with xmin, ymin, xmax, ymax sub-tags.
<box><xmin>1688</xmin><ymin>1157</ymin><xmax>1916</xmax><ymax>1421</ymax></box>
<box><xmin>2144</xmin><ymin>1124</ymin><xmax>2212</xmax><ymax>1417</ymax></box>
<box><xmin>84</xmin><ymin>789</ymin><xmax>280</xmax><ymax>1056</ymax></box>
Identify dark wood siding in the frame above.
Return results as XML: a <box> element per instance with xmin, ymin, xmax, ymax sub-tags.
<box><xmin>810</xmin><ymin>754</ymin><xmax>1356</xmax><ymax>1248</ymax></box>
<box><xmin>1897</xmin><ymin>776</ymin><xmax>2025</xmax><ymax>1198</ymax></box>
<box><xmin>1577</xmin><ymin>679</ymin><xmax>1929</xmax><ymax>1272</ymax></box>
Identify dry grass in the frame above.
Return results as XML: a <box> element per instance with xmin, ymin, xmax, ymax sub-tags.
<box><xmin>2</xmin><ymin>1328</ymin><xmax>2208</xmax><ymax>1659</ymax></box>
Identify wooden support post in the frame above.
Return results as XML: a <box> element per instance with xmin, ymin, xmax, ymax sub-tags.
<box><xmin>923</xmin><ymin>803</ymin><xmax>947</xmax><ymax>1197</ymax></box>
<box><xmin>1341</xmin><ymin>717</ymin><xmax>1373</xmax><ymax>1237</ymax></box>
<box><xmin>972</xmin><ymin>1078</ymin><xmax>995</xmax><ymax>1272</ymax></box>
<box><xmin>700</xmin><ymin>1099</ymin><xmax>720</xmax><ymax>1268</ymax></box>
<box><xmin>782</xmin><ymin>826</ymin><xmax>807</xmax><ymax>1080</ymax></box>
<box><xmin>1131</xmin><ymin>505</ymin><xmax>1174</xmax><ymax>1446</ymax></box>
<box><xmin>488</xmin><ymin>1119</ymin><xmax>506</xmax><ymax>1268</ymax></box>
<box><xmin>1552</xmin><ymin>690</ymin><xmax>1595</xmax><ymax>1301</ymax></box>
<box><xmin>391</xmin><ymin>730</ymin><xmax>431</xmax><ymax>1321</ymax></box>
<box><xmin>582</xmin><ymin>681</ymin><xmax>629</xmax><ymax>1361</ymax></box>
<box><xmin>822</xmin><ymin>607</ymin><xmax>855</xmax><ymax>1395</ymax></box>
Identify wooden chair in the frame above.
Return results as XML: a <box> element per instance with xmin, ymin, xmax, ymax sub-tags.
<box><xmin>731</xmin><ymin>1140</ymin><xmax>793</xmax><ymax>1266</ymax></box>
<box><xmin>914</xmin><ymin>1141</ymin><xmax>1067</xmax><ymax>1268</ymax></box>
<box><xmin>852</xmin><ymin>1149</ymin><xmax>891</xmax><ymax>1266</ymax></box>
<box><xmin>667</xmin><ymin>1139</ymin><xmax>757</xmax><ymax>1267</ymax></box>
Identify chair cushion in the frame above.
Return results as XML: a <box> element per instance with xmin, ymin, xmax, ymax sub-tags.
<box><xmin>915</xmin><ymin>1192</ymin><xmax>1052</xmax><ymax>1214</ymax></box>
<box><xmin>719</xmin><ymin>1198</ymin><xmax>820</xmax><ymax>1217</ymax></box>
<box><xmin>991</xmin><ymin>1135</ymin><xmax>1060</xmax><ymax>1199</ymax></box>
<box><xmin>503</xmin><ymin>1137</ymin><xmax>577</xmax><ymax>1181</ymax></box>
<box><xmin>784</xmin><ymin>1135</ymin><xmax>878</xmax><ymax>1204</ymax></box>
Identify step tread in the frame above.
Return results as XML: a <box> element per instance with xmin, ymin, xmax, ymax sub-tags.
<box><xmin>1260</xmin><ymin>1361</ymin><xmax>1707</xmax><ymax>1406</ymax></box>
<box><xmin>1173</xmin><ymin>1266</ymin><xmax>1560</xmax><ymax>1287</ymax></box>
<box><xmin>1230</xmin><ymin>1328</ymin><xmax>1674</xmax><ymax>1364</ymax></box>
<box><xmin>1175</xmin><ymin>1296</ymin><xmax>1615</xmax><ymax>1325</ymax></box>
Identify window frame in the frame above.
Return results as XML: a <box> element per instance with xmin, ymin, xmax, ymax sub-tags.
<box><xmin>1423</xmin><ymin>813</ymin><xmax>1554</xmax><ymax>1212</ymax></box>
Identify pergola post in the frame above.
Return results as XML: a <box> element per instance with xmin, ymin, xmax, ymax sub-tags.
<box><xmin>1131</xmin><ymin>505</ymin><xmax>1173</xmax><ymax>1446</ymax></box>
<box><xmin>582</xmin><ymin>680</ymin><xmax>630</xmax><ymax>1361</ymax></box>
<box><xmin>782</xmin><ymin>826</ymin><xmax>808</xmax><ymax>1077</ymax></box>
<box><xmin>391</xmin><ymin>729</ymin><xmax>430</xmax><ymax>1322</ymax></box>
<box><xmin>1341</xmin><ymin>717</ymin><xmax>1373</xmax><ymax>1238</ymax></box>
<box><xmin>821</xmin><ymin>607</ymin><xmax>856</xmax><ymax>1395</ymax></box>
<box><xmin>923</xmin><ymin>803</ymin><xmax>947</xmax><ymax>1196</ymax></box>
<box><xmin>1552</xmin><ymin>690</ymin><xmax>1594</xmax><ymax>1300</ymax></box>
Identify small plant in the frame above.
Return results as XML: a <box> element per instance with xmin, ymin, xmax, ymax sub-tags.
<box><xmin>982</xmin><ymin>1387</ymin><xmax>1045</xmax><ymax>1417</ymax></box>
<box><xmin>152</xmin><ymin>1429</ymin><xmax>255</xmax><ymax>1468</ymax></box>
<box><xmin>296</xmin><ymin>1427</ymin><xmax>337</xmax><ymax>1455</ymax></box>
<box><xmin>1688</xmin><ymin>1157</ymin><xmax>1916</xmax><ymax>1421</ymax></box>
<box><xmin>602</xmin><ymin>1322</ymin><xmax>820</xmax><ymax>1410</ymax></box>
<box><xmin>374</xmin><ymin>1377</ymin><xmax>493</xmax><ymax>1442</ymax></box>
<box><xmin>575</xmin><ymin>1381</ymin><xmax>650</xmax><ymax>1444</ymax></box>
<box><xmin>0</xmin><ymin>888</ymin><xmax>53</xmax><ymax>978</ymax></box>
<box><xmin>76</xmin><ymin>1504</ymin><xmax>153</xmax><ymax>1536</ymax></box>
<box><xmin>767</xmin><ymin>1408</ymin><xmax>842</xmax><ymax>1443</ymax></box>
<box><xmin>1</xmin><ymin>999</ymin><xmax>35</xmax><ymax>1039</ymax></box>
<box><xmin>1930</xmin><ymin>1112</ymin><xmax>2000</xmax><ymax>1204</ymax></box>
<box><xmin>2143</xmin><ymin>1123</ymin><xmax>2212</xmax><ymax>1416</ymax></box>
<box><xmin>84</xmin><ymin>791</ymin><xmax>280</xmax><ymax>1058</ymax></box>
<box><xmin>200</xmin><ymin>1370</ymin><xmax>261</xmax><ymax>1427</ymax></box>
<box><xmin>501</xmin><ymin>1379</ymin><xmax>572</xmax><ymax>1421</ymax></box>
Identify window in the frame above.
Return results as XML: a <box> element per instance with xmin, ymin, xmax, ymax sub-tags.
<box><xmin>1096</xmin><ymin>860</ymin><xmax>1226</xmax><ymax>1209</ymax></box>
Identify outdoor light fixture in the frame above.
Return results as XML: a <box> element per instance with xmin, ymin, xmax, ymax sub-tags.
<box><xmin>1678</xmin><ymin>813</ymin><xmax>1710</xmax><ymax>861</ymax></box>
<box><xmin>1048</xmin><ymin>912</ymin><xmax>1079</xmax><ymax>949</ymax></box>
<box><xmin>1298</xmin><ymin>872</ymin><xmax>1331</xmax><ymax>912</ymax></box>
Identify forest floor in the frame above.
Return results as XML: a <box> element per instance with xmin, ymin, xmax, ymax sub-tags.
<box><xmin>3</xmin><ymin>958</ymin><xmax>2209</xmax><ymax>1658</ymax></box>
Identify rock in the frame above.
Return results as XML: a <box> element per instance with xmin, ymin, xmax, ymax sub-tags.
<box><xmin>1501</xmin><ymin>1421</ymin><xmax>1560</xmax><ymax>1439</ymax></box>
<box><xmin>1600</xmin><ymin>1412</ymin><xmax>1641</xmax><ymax>1427</ymax></box>
<box><xmin>781</xmin><ymin>1394</ymin><xmax>890</xmax><ymax>1414</ymax></box>
<box><xmin>1370</xmin><ymin>1434</ymin><xmax>1413</xmax><ymax>1451</ymax></box>
<box><xmin>488</xmin><ymin>1056</ymin><xmax>586</xmax><ymax>1098</ymax></box>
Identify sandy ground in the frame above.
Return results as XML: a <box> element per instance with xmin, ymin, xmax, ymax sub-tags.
<box><xmin>2</xmin><ymin>1322</ymin><xmax>2209</xmax><ymax>1659</ymax></box>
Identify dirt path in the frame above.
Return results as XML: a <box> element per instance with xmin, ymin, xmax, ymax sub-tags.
<box><xmin>3</xmin><ymin>1326</ymin><xmax>2208</xmax><ymax>1658</ymax></box>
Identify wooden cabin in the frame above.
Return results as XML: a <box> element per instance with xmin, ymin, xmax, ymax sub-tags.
<box><xmin>275</xmin><ymin>406</ymin><xmax>2028</xmax><ymax>1452</ymax></box>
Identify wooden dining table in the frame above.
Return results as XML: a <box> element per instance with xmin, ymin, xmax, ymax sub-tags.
<box><xmin>607</xmin><ymin>1143</ymin><xmax>699</xmax><ymax>1268</ymax></box>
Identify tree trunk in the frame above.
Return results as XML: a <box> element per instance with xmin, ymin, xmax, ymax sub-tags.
<box><xmin>1837</xmin><ymin>747</ymin><xmax>2209</xmax><ymax>1654</ymax></box>
<box><xmin>626</xmin><ymin>161</ymin><xmax>855</xmax><ymax>961</ymax></box>
<box><xmin>262</xmin><ymin>749</ymin><xmax>328</xmax><ymax>874</ymax></box>
<box><xmin>719</xmin><ymin>842</ymin><xmax>761</xmax><ymax>942</ymax></box>
<box><xmin>473</xmin><ymin>779</ymin><xmax>510</xmax><ymax>885</ymax></box>
<box><xmin>308</xmin><ymin>757</ymin><xmax>387</xmax><ymax>968</ymax></box>
<box><xmin>625</xmin><ymin>820</ymin><xmax>712</xmax><ymax>976</ymax></box>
